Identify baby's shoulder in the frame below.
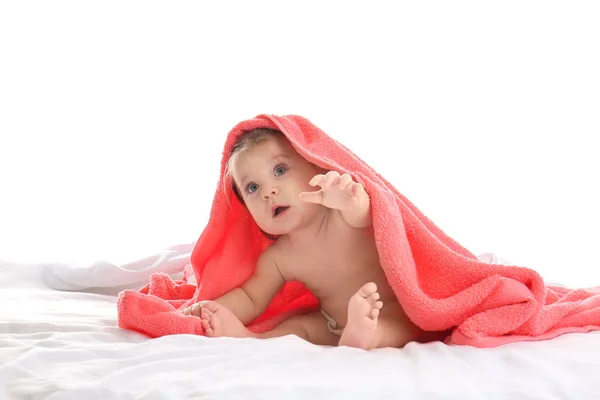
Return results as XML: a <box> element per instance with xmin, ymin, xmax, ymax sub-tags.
<box><xmin>260</xmin><ymin>240</ymin><xmax>282</xmax><ymax>261</ymax></box>
<box><xmin>264</xmin><ymin>238</ymin><xmax>297</xmax><ymax>265</ymax></box>
<box><xmin>263</xmin><ymin>239</ymin><xmax>297</xmax><ymax>280</ymax></box>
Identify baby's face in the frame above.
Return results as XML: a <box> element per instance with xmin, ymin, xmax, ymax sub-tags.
<box><xmin>231</xmin><ymin>136</ymin><xmax>323</xmax><ymax>235</ymax></box>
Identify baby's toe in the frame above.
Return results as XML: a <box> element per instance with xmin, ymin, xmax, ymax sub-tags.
<box><xmin>209</xmin><ymin>314</ymin><xmax>221</xmax><ymax>334</ymax></box>
<box><xmin>202</xmin><ymin>319</ymin><xmax>215</xmax><ymax>337</ymax></box>
<box><xmin>190</xmin><ymin>303</ymin><xmax>206</xmax><ymax>317</ymax></box>
<box><xmin>201</xmin><ymin>309</ymin><xmax>212</xmax><ymax>319</ymax></box>
<box><xmin>366</xmin><ymin>292</ymin><xmax>380</xmax><ymax>304</ymax></box>
<box><xmin>201</xmin><ymin>319</ymin><xmax>210</xmax><ymax>331</ymax></box>
<box><xmin>369</xmin><ymin>308</ymin><xmax>380</xmax><ymax>320</ymax></box>
<box><xmin>358</xmin><ymin>282</ymin><xmax>378</xmax><ymax>298</ymax></box>
<box><xmin>202</xmin><ymin>301</ymin><xmax>220</xmax><ymax>313</ymax></box>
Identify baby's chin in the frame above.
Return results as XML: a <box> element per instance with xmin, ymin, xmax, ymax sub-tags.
<box><xmin>260</xmin><ymin>226</ymin><xmax>288</xmax><ymax>237</ymax></box>
<box><xmin>260</xmin><ymin>220</ymin><xmax>303</xmax><ymax>238</ymax></box>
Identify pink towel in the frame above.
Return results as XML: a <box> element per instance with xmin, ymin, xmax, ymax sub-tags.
<box><xmin>117</xmin><ymin>114</ymin><xmax>600</xmax><ymax>347</ymax></box>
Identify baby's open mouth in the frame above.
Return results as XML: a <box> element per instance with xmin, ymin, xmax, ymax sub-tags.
<box><xmin>272</xmin><ymin>206</ymin><xmax>290</xmax><ymax>217</ymax></box>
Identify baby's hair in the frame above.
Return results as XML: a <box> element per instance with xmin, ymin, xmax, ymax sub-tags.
<box><xmin>224</xmin><ymin>127</ymin><xmax>284</xmax><ymax>205</ymax></box>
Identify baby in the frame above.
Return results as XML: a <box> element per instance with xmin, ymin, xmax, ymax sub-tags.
<box><xmin>183</xmin><ymin>128</ymin><xmax>440</xmax><ymax>349</ymax></box>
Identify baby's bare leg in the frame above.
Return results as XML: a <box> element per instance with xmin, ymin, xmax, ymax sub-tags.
<box><xmin>340</xmin><ymin>282</ymin><xmax>439</xmax><ymax>350</ymax></box>
<box><xmin>256</xmin><ymin>312</ymin><xmax>340</xmax><ymax>346</ymax></box>
<box><xmin>368</xmin><ymin>301</ymin><xmax>429</xmax><ymax>349</ymax></box>
<box><xmin>200</xmin><ymin>301</ymin><xmax>339</xmax><ymax>346</ymax></box>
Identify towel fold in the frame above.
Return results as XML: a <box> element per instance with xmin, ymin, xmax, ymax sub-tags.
<box><xmin>117</xmin><ymin>114</ymin><xmax>600</xmax><ymax>347</ymax></box>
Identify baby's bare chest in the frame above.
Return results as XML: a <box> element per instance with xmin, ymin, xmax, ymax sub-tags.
<box><xmin>282</xmin><ymin>227</ymin><xmax>381</xmax><ymax>293</ymax></box>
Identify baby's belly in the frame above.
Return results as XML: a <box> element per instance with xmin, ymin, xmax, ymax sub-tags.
<box><xmin>309</xmin><ymin>262</ymin><xmax>397</xmax><ymax>328</ymax></box>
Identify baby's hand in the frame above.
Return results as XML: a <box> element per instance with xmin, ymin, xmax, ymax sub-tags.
<box><xmin>299</xmin><ymin>171</ymin><xmax>366</xmax><ymax>211</ymax></box>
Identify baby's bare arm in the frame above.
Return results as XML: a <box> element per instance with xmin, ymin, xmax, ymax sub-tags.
<box><xmin>339</xmin><ymin>184</ymin><xmax>372</xmax><ymax>228</ymax></box>
<box><xmin>212</xmin><ymin>247</ymin><xmax>285</xmax><ymax>325</ymax></box>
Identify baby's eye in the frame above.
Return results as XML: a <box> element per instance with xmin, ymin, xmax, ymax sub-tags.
<box><xmin>247</xmin><ymin>183</ymin><xmax>259</xmax><ymax>193</ymax></box>
<box><xmin>274</xmin><ymin>165</ymin><xmax>287</xmax><ymax>176</ymax></box>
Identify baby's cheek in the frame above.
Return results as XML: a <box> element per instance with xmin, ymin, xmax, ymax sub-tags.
<box><xmin>247</xmin><ymin>205</ymin><xmax>265</xmax><ymax>223</ymax></box>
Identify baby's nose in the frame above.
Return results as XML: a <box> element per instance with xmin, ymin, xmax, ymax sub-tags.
<box><xmin>262</xmin><ymin>186</ymin><xmax>279</xmax><ymax>199</ymax></box>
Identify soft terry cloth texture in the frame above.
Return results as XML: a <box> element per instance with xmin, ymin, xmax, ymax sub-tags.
<box><xmin>117</xmin><ymin>114</ymin><xmax>600</xmax><ymax>348</ymax></box>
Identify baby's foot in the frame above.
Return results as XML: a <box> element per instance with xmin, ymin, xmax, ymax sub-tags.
<box><xmin>339</xmin><ymin>282</ymin><xmax>383</xmax><ymax>350</ymax></box>
<box><xmin>198</xmin><ymin>301</ymin><xmax>253</xmax><ymax>339</ymax></box>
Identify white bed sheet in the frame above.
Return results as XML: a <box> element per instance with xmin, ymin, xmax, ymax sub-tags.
<box><xmin>1</xmin><ymin>260</ymin><xmax>600</xmax><ymax>400</ymax></box>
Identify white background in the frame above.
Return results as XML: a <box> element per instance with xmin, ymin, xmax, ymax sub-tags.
<box><xmin>1</xmin><ymin>1</ymin><xmax>598</xmax><ymax>288</ymax></box>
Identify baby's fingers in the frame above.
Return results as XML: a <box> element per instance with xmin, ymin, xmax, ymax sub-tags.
<box><xmin>309</xmin><ymin>174</ymin><xmax>326</xmax><ymax>187</ymax></box>
<box><xmin>322</xmin><ymin>171</ymin><xmax>340</xmax><ymax>188</ymax></box>
<box><xmin>338</xmin><ymin>173</ymin><xmax>353</xmax><ymax>190</ymax></box>
<box><xmin>299</xmin><ymin>190</ymin><xmax>324</xmax><ymax>204</ymax></box>
<box><xmin>351</xmin><ymin>182</ymin><xmax>364</xmax><ymax>195</ymax></box>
